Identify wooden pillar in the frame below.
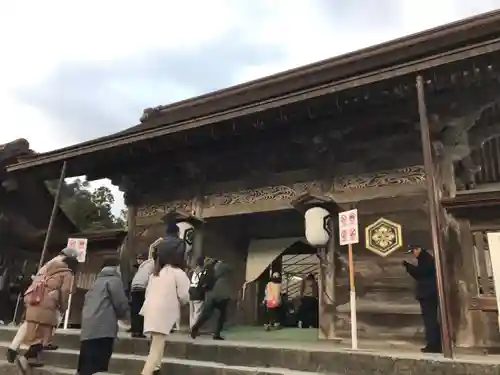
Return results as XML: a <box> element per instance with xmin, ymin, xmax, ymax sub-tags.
<box><xmin>455</xmin><ymin>220</ymin><xmax>488</xmax><ymax>347</ymax></box>
<box><xmin>416</xmin><ymin>75</ymin><xmax>454</xmax><ymax>358</ymax></box>
<box><xmin>318</xmin><ymin>219</ymin><xmax>339</xmax><ymax>340</ymax></box>
<box><xmin>120</xmin><ymin>189</ymin><xmax>137</xmax><ymax>290</ymax></box>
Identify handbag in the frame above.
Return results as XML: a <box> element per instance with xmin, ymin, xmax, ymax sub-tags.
<box><xmin>265</xmin><ymin>283</ymin><xmax>279</xmax><ymax>308</ymax></box>
<box><xmin>266</xmin><ymin>299</ymin><xmax>279</xmax><ymax>308</ymax></box>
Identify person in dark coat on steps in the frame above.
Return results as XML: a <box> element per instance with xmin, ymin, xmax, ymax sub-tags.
<box><xmin>190</xmin><ymin>260</ymin><xmax>232</xmax><ymax>340</ymax></box>
<box><xmin>403</xmin><ymin>245</ymin><xmax>442</xmax><ymax>353</ymax></box>
<box><xmin>130</xmin><ymin>252</ymin><xmax>154</xmax><ymax>338</ymax></box>
<box><xmin>158</xmin><ymin>222</ymin><xmax>187</xmax><ymax>270</ymax></box>
<box><xmin>77</xmin><ymin>258</ymin><xmax>130</xmax><ymax>375</ymax></box>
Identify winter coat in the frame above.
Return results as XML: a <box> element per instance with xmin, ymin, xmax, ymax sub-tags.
<box><xmin>131</xmin><ymin>259</ymin><xmax>154</xmax><ymax>291</ymax></box>
<box><xmin>80</xmin><ymin>266</ymin><xmax>130</xmax><ymax>341</ymax></box>
<box><xmin>404</xmin><ymin>250</ymin><xmax>438</xmax><ymax>300</ymax></box>
<box><xmin>24</xmin><ymin>259</ymin><xmax>74</xmax><ymax>327</ymax></box>
<box><xmin>206</xmin><ymin>261</ymin><xmax>232</xmax><ymax>301</ymax></box>
<box><xmin>140</xmin><ymin>265</ymin><xmax>190</xmax><ymax>335</ymax></box>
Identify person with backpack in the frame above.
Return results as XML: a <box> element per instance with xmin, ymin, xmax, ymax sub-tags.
<box><xmin>77</xmin><ymin>257</ymin><xmax>130</xmax><ymax>375</ymax></box>
<box><xmin>11</xmin><ymin>247</ymin><xmax>78</xmax><ymax>373</ymax></box>
<box><xmin>190</xmin><ymin>260</ymin><xmax>232</xmax><ymax>340</ymax></box>
<box><xmin>188</xmin><ymin>257</ymin><xmax>207</xmax><ymax>329</ymax></box>
<box><xmin>263</xmin><ymin>272</ymin><xmax>282</xmax><ymax>331</ymax></box>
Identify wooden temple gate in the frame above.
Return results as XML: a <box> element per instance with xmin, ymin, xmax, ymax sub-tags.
<box><xmin>7</xmin><ymin>12</ymin><xmax>500</xmax><ymax>357</ymax></box>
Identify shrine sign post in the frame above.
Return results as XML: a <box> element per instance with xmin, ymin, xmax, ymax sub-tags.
<box><xmin>339</xmin><ymin>209</ymin><xmax>359</xmax><ymax>349</ymax></box>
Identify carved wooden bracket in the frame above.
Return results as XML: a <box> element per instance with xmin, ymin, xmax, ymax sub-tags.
<box><xmin>469</xmin><ymin>296</ymin><xmax>498</xmax><ymax>311</ymax></box>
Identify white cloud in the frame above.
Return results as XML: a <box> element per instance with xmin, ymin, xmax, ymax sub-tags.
<box><xmin>1</xmin><ymin>0</ymin><xmax>499</xmax><ymax>217</ymax></box>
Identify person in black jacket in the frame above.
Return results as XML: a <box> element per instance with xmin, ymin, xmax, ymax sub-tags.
<box><xmin>403</xmin><ymin>245</ymin><xmax>441</xmax><ymax>353</ymax></box>
<box><xmin>190</xmin><ymin>260</ymin><xmax>231</xmax><ymax>340</ymax></box>
<box><xmin>156</xmin><ymin>222</ymin><xmax>186</xmax><ymax>270</ymax></box>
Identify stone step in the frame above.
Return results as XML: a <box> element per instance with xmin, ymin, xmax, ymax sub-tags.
<box><xmin>0</xmin><ymin>360</ymin><xmax>120</xmax><ymax>375</ymax></box>
<box><xmin>0</xmin><ymin>328</ymin><xmax>498</xmax><ymax>375</ymax></box>
<box><xmin>0</xmin><ymin>345</ymin><xmax>323</xmax><ymax>375</ymax></box>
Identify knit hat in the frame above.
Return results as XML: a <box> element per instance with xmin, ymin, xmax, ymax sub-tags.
<box><xmin>165</xmin><ymin>222</ymin><xmax>179</xmax><ymax>235</ymax></box>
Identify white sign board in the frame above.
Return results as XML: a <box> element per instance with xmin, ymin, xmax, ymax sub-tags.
<box><xmin>67</xmin><ymin>238</ymin><xmax>88</xmax><ymax>263</ymax></box>
<box><xmin>338</xmin><ymin>209</ymin><xmax>359</xmax><ymax>246</ymax></box>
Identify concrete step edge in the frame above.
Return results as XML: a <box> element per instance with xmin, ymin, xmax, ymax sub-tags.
<box><xmin>0</xmin><ymin>345</ymin><xmax>322</xmax><ymax>375</ymax></box>
<box><xmin>0</xmin><ymin>359</ymin><xmax>121</xmax><ymax>375</ymax></box>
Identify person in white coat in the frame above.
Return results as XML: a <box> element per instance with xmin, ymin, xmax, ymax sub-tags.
<box><xmin>140</xmin><ymin>241</ymin><xmax>190</xmax><ymax>375</ymax></box>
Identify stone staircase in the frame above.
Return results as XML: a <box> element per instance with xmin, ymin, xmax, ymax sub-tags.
<box><xmin>0</xmin><ymin>327</ymin><xmax>497</xmax><ymax>375</ymax></box>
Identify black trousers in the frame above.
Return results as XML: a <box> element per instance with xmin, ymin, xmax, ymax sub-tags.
<box><xmin>266</xmin><ymin>307</ymin><xmax>280</xmax><ymax>325</ymax></box>
<box><xmin>77</xmin><ymin>338</ymin><xmax>114</xmax><ymax>375</ymax></box>
<box><xmin>299</xmin><ymin>296</ymin><xmax>318</xmax><ymax>328</ymax></box>
<box><xmin>130</xmin><ymin>290</ymin><xmax>146</xmax><ymax>335</ymax></box>
<box><xmin>192</xmin><ymin>298</ymin><xmax>229</xmax><ymax>337</ymax></box>
<box><xmin>419</xmin><ymin>297</ymin><xmax>441</xmax><ymax>349</ymax></box>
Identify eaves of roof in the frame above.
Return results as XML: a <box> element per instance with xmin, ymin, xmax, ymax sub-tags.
<box><xmin>7</xmin><ymin>10</ymin><xmax>500</xmax><ymax>174</ymax></box>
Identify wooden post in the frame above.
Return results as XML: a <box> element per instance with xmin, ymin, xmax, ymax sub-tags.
<box><xmin>121</xmin><ymin>204</ymin><xmax>137</xmax><ymax>287</ymax></box>
<box><xmin>38</xmin><ymin>161</ymin><xmax>67</xmax><ymax>271</ymax></box>
<box><xmin>416</xmin><ymin>75</ymin><xmax>454</xmax><ymax>358</ymax></box>
<box><xmin>318</xmin><ymin>217</ymin><xmax>339</xmax><ymax>340</ymax></box>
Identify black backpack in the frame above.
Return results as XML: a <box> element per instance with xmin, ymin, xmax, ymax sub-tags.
<box><xmin>199</xmin><ymin>262</ymin><xmax>217</xmax><ymax>291</ymax></box>
<box><xmin>189</xmin><ymin>270</ymin><xmax>206</xmax><ymax>301</ymax></box>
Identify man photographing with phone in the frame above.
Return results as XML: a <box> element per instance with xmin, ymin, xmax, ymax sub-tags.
<box><xmin>403</xmin><ymin>245</ymin><xmax>441</xmax><ymax>353</ymax></box>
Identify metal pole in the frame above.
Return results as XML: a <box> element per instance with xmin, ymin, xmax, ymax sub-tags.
<box><xmin>347</xmin><ymin>243</ymin><xmax>358</xmax><ymax>349</ymax></box>
<box><xmin>416</xmin><ymin>75</ymin><xmax>454</xmax><ymax>358</ymax></box>
<box><xmin>38</xmin><ymin>161</ymin><xmax>67</xmax><ymax>271</ymax></box>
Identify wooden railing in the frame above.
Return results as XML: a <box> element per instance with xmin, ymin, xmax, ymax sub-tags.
<box><xmin>473</xmin><ymin>136</ymin><xmax>500</xmax><ymax>185</ymax></box>
<box><xmin>470</xmin><ymin>230</ymin><xmax>497</xmax><ymax>311</ymax></box>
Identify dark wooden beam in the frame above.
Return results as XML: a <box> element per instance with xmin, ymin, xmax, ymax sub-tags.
<box><xmin>87</xmin><ymin>101</ymin><xmax>421</xmax><ymax>181</ymax></box>
<box><xmin>126</xmin><ymin>131</ymin><xmax>422</xmax><ymax>195</ymax></box>
<box><xmin>442</xmin><ymin>189</ymin><xmax>500</xmax><ymax>208</ymax></box>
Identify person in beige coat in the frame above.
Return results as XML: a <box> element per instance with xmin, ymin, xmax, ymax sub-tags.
<box><xmin>13</xmin><ymin>248</ymin><xmax>78</xmax><ymax>373</ymax></box>
<box><xmin>140</xmin><ymin>241</ymin><xmax>190</xmax><ymax>375</ymax></box>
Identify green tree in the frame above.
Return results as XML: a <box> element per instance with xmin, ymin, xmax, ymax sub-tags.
<box><xmin>118</xmin><ymin>208</ymin><xmax>128</xmax><ymax>228</ymax></box>
<box><xmin>46</xmin><ymin>178</ymin><xmax>125</xmax><ymax>231</ymax></box>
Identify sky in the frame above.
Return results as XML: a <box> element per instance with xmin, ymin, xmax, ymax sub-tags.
<box><xmin>1</xmin><ymin>0</ymin><xmax>500</xmax><ymax>216</ymax></box>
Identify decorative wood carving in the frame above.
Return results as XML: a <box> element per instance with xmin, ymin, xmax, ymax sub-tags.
<box><xmin>365</xmin><ymin>218</ymin><xmax>403</xmax><ymax>257</ymax></box>
<box><xmin>204</xmin><ymin>181</ymin><xmax>322</xmax><ymax>208</ymax></box>
<box><xmin>137</xmin><ymin>165</ymin><xmax>426</xmax><ymax>219</ymax></box>
<box><xmin>332</xmin><ymin>165</ymin><xmax>425</xmax><ymax>191</ymax></box>
<box><xmin>137</xmin><ymin>199</ymin><xmax>193</xmax><ymax>219</ymax></box>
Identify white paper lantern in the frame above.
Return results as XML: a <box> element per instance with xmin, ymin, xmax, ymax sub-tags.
<box><xmin>177</xmin><ymin>221</ymin><xmax>195</xmax><ymax>254</ymax></box>
<box><xmin>304</xmin><ymin>207</ymin><xmax>331</xmax><ymax>247</ymax></box>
